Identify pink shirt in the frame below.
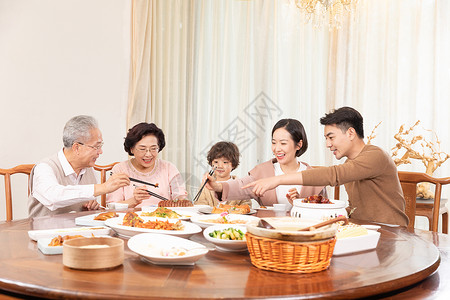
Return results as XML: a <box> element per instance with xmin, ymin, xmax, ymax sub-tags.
<box><xmin>106</xmin><ymin>159</ymin><xmax>188</xmax><ymax>207</ymax></box>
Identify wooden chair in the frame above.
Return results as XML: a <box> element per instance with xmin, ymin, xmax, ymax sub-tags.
<box><xmin>93</xmin><ymin>162</ymin><xmax>119</xmax><ymax>207</ymax></box>
<box><xmin>0</xmin><ymin>164</ymin><xmax>35</xmax><ymax>221</ymax></box>
<box><xmin>1</xmin><ymin>162</ymin><xmax>119</xmax><ymax>221</ymax></box>
<box><xmin>398</xmin><ymin>171</ymin><xmax>450</xmax><ymax>233</ymax></box>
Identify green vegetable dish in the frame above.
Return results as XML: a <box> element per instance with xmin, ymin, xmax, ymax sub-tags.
<box><xmin>209</xmin><ymin>228</ymin><xmax>245</xmax><ymax>240</ymax></box>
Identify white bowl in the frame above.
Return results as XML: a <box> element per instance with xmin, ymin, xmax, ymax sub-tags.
<box><xmin>291</xmin><ymin>199</ymin><xmax>348</xmax><ymax>220</ymax></box>
<box><xmin>203</xmin><ymin>225</ymin><xmax>248</xmax><ymax>252</ymax></box>
<box><xmin>128</xmin><ymin>233</ymin><xmax>208</xmax><ymax>265</ymax></box>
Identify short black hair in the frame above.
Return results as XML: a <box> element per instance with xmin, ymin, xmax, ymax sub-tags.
<box><xmin>271</xmin><ymin>119</ymin><xmax>308</xmax><ymax>157</ymax></box>
<box><xmin>124</xmin><ymin>123</ymin><xmax>166</xmax><ymax>156</ymax></box>
<box><xmin>207</xmin><ymin>141</ymin><xmax>240</xmax><ymax>170</ymax></box>
<box><xmin>320</xmin><ymin>106</ymin><xmax>364</xmax><ymax>138</ymax></box>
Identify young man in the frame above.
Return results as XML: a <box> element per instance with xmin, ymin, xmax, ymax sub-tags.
<box><xmin>28</xmin><ymin>115</ymin><xmax>130</xmax><ymax>217</ymax></box>
<box><xmin>244</xmin><ymin>107</ymin><xmax>409</xmax><ymax>226</ymax></box>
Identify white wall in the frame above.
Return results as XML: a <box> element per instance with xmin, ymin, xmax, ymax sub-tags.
<box><xmin>0</xmin><ymin>0</ymin><xmax>131</xmax><ymax>220</ymax></box>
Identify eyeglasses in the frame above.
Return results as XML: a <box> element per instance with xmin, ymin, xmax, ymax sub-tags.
<box><xmin>135</xmin><ymin>146</ymin><xmax>159</xmax><ymax>154</ymax></box>
<box><xmin>76</xmin><ymin>141</ymin><xmax>104</xmax><ymax>151</ymax></box>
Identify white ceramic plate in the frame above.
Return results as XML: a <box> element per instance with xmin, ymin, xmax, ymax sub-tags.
<box><xmin>74</xmin><ymin>213</ymin><xmax>120</xmax><ymax>226</ymax></box>
<box><xmin>138</xmin><ymin>208</ymin><xmax>192</xmax><ymax>221</ymax></box>
<box><xmin>37</xmin><ymin>235</ymin><xmax>111</xmax><ymax>255</ymax></box>
<box><xmin>190</xmin><ymin>214</ymin><xmax>260</xmax><ymax>229</ymax></box>
<box><xmin>104</xmin><ymin>214</ymin><xmax>202</xmax><ymax>238</ymax></box>
<box><xmin>128</xmin><ymin>233</ymin><xmax>208</xmax><ymax>265</ymax></box>
<box><xmin>333</xmin><ymin>230</ymin><xmax>381</xmax><ymax>256</ymax></box>
<box><xmin>38</xmin><ymin>238</ymin><xmax>63</xmax><ymax>255</ymax></box>
<box><xmin>198</xmin><ymin>207</ymin><xmax>257</xmax><ymax>215</ymax></box>
<box><xmin>28</xmin><ymin>226</ymin><xmax>111</xmax><ymax>241</ymax></box>
<box><xmin>203</xmin><ymin>225</ymin><xmax>248</xmax><ymax>252</ymax></box>
<box><xmin>255</xmin><ymin>206</ymin><xmax>274</xmax><ymax>211</ymax></box>
<box><xmin>293</xmin><ymin>199</ymin><xmax>347</xmax><ymax>209</ymax></box>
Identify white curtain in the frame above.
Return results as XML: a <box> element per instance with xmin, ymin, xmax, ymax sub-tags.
<box><xmin>128</xmin><ymin>0</ymin><xmax>450</xmax><ymax>201</ymax></box>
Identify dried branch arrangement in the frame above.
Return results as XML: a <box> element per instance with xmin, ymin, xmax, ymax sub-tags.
<box><xmin>392</xmin><ymin>120</ymin><xmax>450</xmax><ymax>198</ymax></box>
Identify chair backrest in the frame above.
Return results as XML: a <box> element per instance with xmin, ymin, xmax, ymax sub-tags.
<box><xmin>93</xmin><ymin>162</ymin><xmax>119</xmax><ymax>207</ymax></box>
<box><xmin>1</xmin><ymin>162</ymin><xmax>120</xmax><ymax>221</ymax></box>
<box><xmin>0</xmin><ymin>164</ymin><xmax>35</xmax><ymax>221</ymax></box>
<box><xmin>397</xmin><ymin>171</ymin><xmax>450</xmax><ymax>232</ymax></box>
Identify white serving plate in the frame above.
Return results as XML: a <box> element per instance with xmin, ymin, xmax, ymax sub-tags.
<box><xmin>38</xmin><ymin>238</ymin><xmax>63</xmax><ymax>255</ymax></box>
<box><xmin>203</xmin><ymin>225</ymin><xmax>248</xmax><ymax>252</ymax></box>
<box><xmin>138</xmin><ymin>208</ymin><xmax>192</xmax><ymax>221</ymax></box>
<box><xmin>198</xmin><ymin>207</ymin><xmax>257</xmax><ymax>215</ymax></box>
<box><xmin>333</xmin><ymin>230</ymin><xmax>381</xmax><ymax>256</ymax></box>
<box><xmin>104</xmin><ymin>214</ymin><xmax>202</xmax><ymax>238</ymax></box>
<box><xmin>75</xmin><ymin>213</ymin><xmax>120</xmax><ymax>226</ymax></box>
<box><xmin>190</xmin><ymin>214</ymin><xmax>260</xmax><ymax>229</ymax></box>
<box><xmin>255</xmin><ymin>206</ymin><xmax>274</xmax><ymax>211</ymax></box>
<box><xmin>128</xmin><ymin>233</ymin><xmax>208</xmax><ymax>265</ymax></box>
<box><xmin>28</xmin><ymin>226</ymin><xmax>111</xmax><ymax>241</ymax></box>
<box><xmin>37</xmin><ymin>235</ymin><xmax>111</xmax><ymax>255</ymax></box>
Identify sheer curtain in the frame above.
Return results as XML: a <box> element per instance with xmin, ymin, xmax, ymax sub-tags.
<box><xmin>128</xmin><ymin>0</ymin><xmax>450</xmax><ymax>201</ymax></box>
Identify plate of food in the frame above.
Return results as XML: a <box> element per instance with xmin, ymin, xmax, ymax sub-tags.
<box><xmin>128</xmin><ymin>233</ymin><xmax>208</xmax><ymax>265</ymax></box>
<box><xmin>28</xmin><ymin>226</ymin><xmax>111</xmax><ymax>241</ymax></box>
<box><xmin>104</xmin><ymin>212</ymin><xmax>202</xmax><ymax>238</ymax></box>
<box><xmin>254</xmin><ymin>206</ymin><xmax>274</xmax><ymax>211</ymax></box>
<box><xmin>37</xmin><ymin>234</ymin><xmax>111</xmax><ymax>255</ymax></box>
<box><xmin>190</xmin><ymin>213</ymin><xmax>259</xmax><ymax>229</ymax></box>
<box><xmin>75</xmin><ymin>212</ymin><xmax>120</xmax><ymax>226</ymax></box>
<box><xmin>203</xmin><ymin>225</ymin><xmax>248</xmax><ymax>252</ymax></box>
<box><xmin>333</xmin><ymin>223</ymin><xmax>381</xmax><ymax>256</ymax></box>
<box><xmin>139</xmin><ymin>207</ymin><xmax>191</xmax><ymax>220</ymax></box>
<box><xmin>198</xmin><ymin>204</ymin><xmax>256</xmax><ymax>215</ymax></box>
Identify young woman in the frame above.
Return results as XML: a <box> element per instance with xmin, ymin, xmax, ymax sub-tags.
<box><xmin>107</xmin><ymin>123</ymin><xmax>188</xmax><ymax>207</ymax></box>
<box><xmin>195</xmin><ymin>141</ymin><xmax>251</xmax><ymax>207</ymax></box>
<box><xmin>206</xmin><ymin>119</ymin><xmax>326</xmax><ymax>209</ymax></box>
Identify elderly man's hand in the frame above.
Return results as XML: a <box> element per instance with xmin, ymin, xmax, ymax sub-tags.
<box><xmin>94</xmin><ymin>173</ymin><xmax>130</xmax><ymax>196</ymax></box>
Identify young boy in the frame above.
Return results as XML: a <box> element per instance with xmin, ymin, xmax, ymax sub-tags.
<box><xmin>195</xmin><ymin>141</ymin><xmax>251</xmax><ymax>207</ymax></box>
<box><xmin>244</xmin><ymin>107</ymin><xmax>409</xmax><ymax>226</ymax></box>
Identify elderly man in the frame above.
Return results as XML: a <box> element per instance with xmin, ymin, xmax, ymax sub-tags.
<box><xmin>28</xmin><ymin>115</ymin><xmax>130</xmax><ymax>217</ymax></box>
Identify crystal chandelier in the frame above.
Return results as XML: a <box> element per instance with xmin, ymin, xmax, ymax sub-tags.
<box><xmin>294</xmin><ymin>0</ymin><xmax>359</xmax><ymax>29</ymax></box>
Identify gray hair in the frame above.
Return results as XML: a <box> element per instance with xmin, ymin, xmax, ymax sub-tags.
<box><xmin>63</xmin><ymin>115</ymin><xmax>99</xmax><ymax>148</ymax></box>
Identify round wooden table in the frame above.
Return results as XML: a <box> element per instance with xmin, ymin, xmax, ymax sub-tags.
<box><xmin>0</xmin><ymin>211</ymin><xmax>444</xmax><ymax>299</ymax></box>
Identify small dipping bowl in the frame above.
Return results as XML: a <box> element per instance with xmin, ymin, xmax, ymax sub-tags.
<box><xmin>63</xmin><ymin>237</ymin><xmax>124</xmax><ymax>270</ymax></box>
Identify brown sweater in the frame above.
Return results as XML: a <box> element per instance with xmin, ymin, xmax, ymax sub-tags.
<box><xmin>302</xmin><ymin>145</ymin><xmax>409</xmax><ymax>226</ymax></box>
<box><xmin>195</xmin><ymin>176</ymin><xmax>252</xmax><ymax>207</ymax></box>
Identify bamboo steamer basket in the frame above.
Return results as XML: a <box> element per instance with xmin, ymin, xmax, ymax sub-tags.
<box><xmin>63</xmin><ymin>237</ymin><xmax>124</xmax><ymax>270</ymax></box>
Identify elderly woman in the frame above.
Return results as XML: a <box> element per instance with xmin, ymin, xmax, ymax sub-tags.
<box><xmin>107</xmin><ymin>122</ymin><xmax>188</xmax><ymax>207</ymax></box>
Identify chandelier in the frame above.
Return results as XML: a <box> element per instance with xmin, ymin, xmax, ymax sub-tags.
<box><xmin>294</xmin><ymin>0</ymin><xmax>359</xmax><ymax>29</ymax></box>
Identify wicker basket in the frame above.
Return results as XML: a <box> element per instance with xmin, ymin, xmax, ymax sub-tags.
<box><xmin>245</xmin><ymin>232</ymin><xmax>336</xmax><ymax>274</ymax></box>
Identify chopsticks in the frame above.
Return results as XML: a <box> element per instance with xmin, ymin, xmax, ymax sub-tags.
<box><xmin>110</xmin><ymin>172</ymin><xmax>159</xmax><ymax>188</ymax></box>
<box><xmin>192</xmin><ymin>167</ymin><xmax>216</xmax><ymax>203</ymax></box>
<box><xmin>145</xmin><ymin>189</ymin><xmax>168</xmax><ymax>201</ymax></box>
